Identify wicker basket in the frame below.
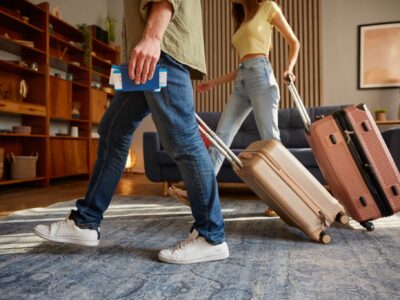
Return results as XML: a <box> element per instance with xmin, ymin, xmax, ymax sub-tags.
<box><xmin>8</xmin><ymin>152</ymin><xmax>38</xmax><ymax>179</ymax></box>
<box><xmin>0</xmin><ymin>148</ymin><xmax>4</xmax><ymax>179</ymax></box>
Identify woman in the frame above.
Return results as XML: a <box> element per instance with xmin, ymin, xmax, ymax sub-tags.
<box><xmin>169</xmin><ymin>0</ymin><xmax>300</xmax><ymax>216</ymax></box>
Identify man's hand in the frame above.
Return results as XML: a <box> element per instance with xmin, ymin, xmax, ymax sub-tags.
<box><xmin>129</xmin><ymin>37</ymin><xmax>161</xmax><ymax>84</ymax></box>
<box><xmin>128</xmin><ymin>1</ymin><xmax>173</xmax><ymax>85</ymax></box>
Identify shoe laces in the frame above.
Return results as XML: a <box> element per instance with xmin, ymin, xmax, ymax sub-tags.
<box><xmin>172</xmin><ymin>231</ymin><xmax>198</xmax><ymax>252</ymax></box>
<box><xmin>50</xmin><ymin>214</ymin><xmax>72</xmax><ymax>230</ymax></box>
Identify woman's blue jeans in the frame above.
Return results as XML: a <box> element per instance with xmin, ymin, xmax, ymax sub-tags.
<box><xmin>70</xmin><ymin>53</ymin><xmax>225</xmax><ymax>245</ymax></box>
<box><xmin>209</xmin><ymin>57</ymin><xmax>281</xmax><ymax>174</ymax></box>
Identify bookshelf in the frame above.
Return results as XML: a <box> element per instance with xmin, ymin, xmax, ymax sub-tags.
<box><xmin>0</xmin><ymin>0</ymin><xmax>120</xmax><ymax>187</ymax></box>
<box><xmin>0</xmin><ymin>0</ymin><xmax>48</xmax><ymax>187</ymax></box>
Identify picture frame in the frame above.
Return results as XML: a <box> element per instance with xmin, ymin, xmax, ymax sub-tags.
<box><xmin>358</xmin><ymin>21</ymin><xmax>400</xmax><ymax>89</ymax></box>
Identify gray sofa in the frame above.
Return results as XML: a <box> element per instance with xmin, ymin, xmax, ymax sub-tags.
<box><xmin>143</xmin><ymin>105</ymin><xmax>400</xmax><ymax>194</ymax></box>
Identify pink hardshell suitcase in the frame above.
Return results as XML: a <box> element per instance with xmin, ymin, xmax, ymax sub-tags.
<box><xmin>287</xmin><ymin>79</ymin><xmax>400</xmax><ymax>231</ymax></box>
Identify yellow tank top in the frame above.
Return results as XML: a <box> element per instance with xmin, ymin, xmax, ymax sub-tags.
<box><xmin>231</xmin><ymin>1</ymin><xmax>283</xmax><ymax>59</ymax></box>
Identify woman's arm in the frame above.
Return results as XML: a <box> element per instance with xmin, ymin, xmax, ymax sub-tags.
<box><xmin>210</xmin><ymin>70</ymin><xmax>238</xmax><ymax>86</ymax></box>
<box><xmin>271</xmin><ymin>13</ymin><xmax>300</xmax><ymax>81</ymax></box>
<box><xmin>197</xmin><ymin>70</ymin><xmax>238</xmax><ymax>92</ymax></box>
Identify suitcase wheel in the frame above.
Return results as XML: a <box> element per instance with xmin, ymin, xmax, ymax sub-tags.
<box><xmin>360</xmin><ymin>221</ymin><xmax>375</xmax><ymax>232</ymax></box>
<box><xmin>335</xmin><ymin>212</ymin><xmax>350</xmax><ymax>225</ymax></box>
<box><xmin>319</xmin><ymin>231</ymin><xmax>332</xmax><ymax>244</ymax></box>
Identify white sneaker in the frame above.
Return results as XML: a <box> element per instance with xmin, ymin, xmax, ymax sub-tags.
<box><xmin>33</xmin><ymin>217</ymin><xmax>99</xmax><ymax>247</ymax></box>
<box><xmin>158</xmin><ymin>229</ymin><xmax>229</xmax><ymax>264</ymax></box>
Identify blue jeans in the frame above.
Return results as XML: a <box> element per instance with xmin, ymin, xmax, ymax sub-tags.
<box><xmin>209</xmin><ymin>57</ymin><xmax>280</xmax><ymax>174</ymax></box>
<box><xmin>70</xmin><ymin>53</ymin><xmax>225</xmax><ymax>245</ymax></box>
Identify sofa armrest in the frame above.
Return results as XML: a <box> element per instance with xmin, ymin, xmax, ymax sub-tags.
<box><xmin>143</xmin><ymin>132</ymin><xmax>162</xmax><ymax>182</ymax></box>
<box><xmin>382</xmin><ymin>128</ymin><xmax>400</xmax><ymax>171</ymax></box>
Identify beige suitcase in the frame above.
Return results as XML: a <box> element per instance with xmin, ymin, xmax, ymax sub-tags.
<box><xmin>196</xmin><ymin>114</ymin><xmax>349</xmax><ymax>244</ymax></box>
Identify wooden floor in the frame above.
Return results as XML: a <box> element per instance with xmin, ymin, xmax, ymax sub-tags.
<box><xmin>0</xmin><ymin>173</ymin><xmax>255</xmax><ymax>218</ymax></box>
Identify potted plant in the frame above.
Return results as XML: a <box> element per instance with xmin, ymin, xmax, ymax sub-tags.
<box><xmin>105</xmin><ymin>16</ymin><xmax>117</xmax><ymax>46</ymax></box>
<box><xmin>76</xmin><ymin>23</ymin><xmax>90</xmax><ymax>67</ymax></box>
<box><xmin>374</xmin><ymin>108</ymin><xmax>387</xmax><ymax>121</ymax></box>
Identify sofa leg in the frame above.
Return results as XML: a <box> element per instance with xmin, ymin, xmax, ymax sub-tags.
<box><xmin>163</xmin><ymin>182</ymin><xmax>172</xmax><ymax>197</ymax></box>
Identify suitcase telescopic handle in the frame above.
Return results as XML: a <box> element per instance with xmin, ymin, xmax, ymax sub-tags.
<box><xmin>195</xmin><ymin>113</ymin><xmax>243</xmax><ymax>169</ymax></box>
<box><xmin>285</xmin><ymin>77</ymin><xmax>312</xmax><ymax>133</ymax></box>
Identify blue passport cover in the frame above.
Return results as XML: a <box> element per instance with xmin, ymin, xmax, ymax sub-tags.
<box><xmin>113</xmin><ymin>64</ymin><xmax>161</xmax><ymax>91</ymax></box>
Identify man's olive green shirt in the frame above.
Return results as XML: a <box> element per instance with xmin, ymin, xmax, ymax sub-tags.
<box><xmin>123</xmin><ymin>0</ymin><xmax>206</xmax><ymax>79</ymax></box>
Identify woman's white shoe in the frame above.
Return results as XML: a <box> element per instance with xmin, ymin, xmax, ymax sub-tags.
<box><xmin>158</xmin><ymin>229</ymin><xmax>229</xmax><ymax>264</ymax></box>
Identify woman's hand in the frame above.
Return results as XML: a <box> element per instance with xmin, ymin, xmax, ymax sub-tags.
<box><xmin>283</xmin><ymin>70</ymin><xmax>296</xmax><ymax>83</ymax></box>
<box><xmin>196</xmin><ymin>81</ymin><xmax>214</xmax><ymax>93</ymax></box>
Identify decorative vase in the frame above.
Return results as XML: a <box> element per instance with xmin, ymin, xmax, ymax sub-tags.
<box><xmin>105</xmin><ymin>16</ymin><xmax>116</xmax><ymax>44</ymax></box>
<box><xmin>375</xmin><ymin>112</ymin><xmax>387</xmax><ymax>122</ymax></box>
<box><xmin>71</xmin><ymin>101</ymin><xmax>81</xmax><ymax>119</ymax></box>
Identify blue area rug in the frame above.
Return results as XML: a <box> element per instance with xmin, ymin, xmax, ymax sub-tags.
<box><xmin>0</xmin><ymin>195</ymin><xmax>399</xmax><ymax>299</ymax></box>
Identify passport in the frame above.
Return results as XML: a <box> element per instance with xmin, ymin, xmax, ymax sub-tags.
<box><xmin>110</xmin><ymin>64</ymin><xmax>167</xmax><ymax>92</ymax></box>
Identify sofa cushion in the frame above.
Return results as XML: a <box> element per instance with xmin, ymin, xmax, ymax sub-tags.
<box><xmin>207</xmin><ymin>148</ymin><xmax>318</xmax><ymax>168</ymax></box>
<box><xmin>157</xmin><ymin>151</ymin><xmax>175</xmax><ymax>165</ymax></box>
<box><xmin>157</xmin><ymin>149</ymin><xmax>243</xmax><ymax>166</ymax></box>
<box><xmin>197</xmin><ymin>112</ymin><xmax>261</xmax><ymax>149</ymax></box>
<box><xmin>157</xmin><ymin>148</ymin><xmax>318</xmax><ymax>168</ymax></box>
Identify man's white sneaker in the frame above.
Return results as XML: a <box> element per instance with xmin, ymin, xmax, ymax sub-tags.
<box><xmin>33</xmin><ymin>217</ymin><xmax>99</xmax><ymax>247</ymax></box>
<box><xmin>158</xmin><ymin>229</ymin><xmax>229</xmax><ymax>264</ymax></box>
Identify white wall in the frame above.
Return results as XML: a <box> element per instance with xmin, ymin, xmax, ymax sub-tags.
<box><xmin>30</xmin><ymin>0</ymin><xmax>108</xmax><ymax>27</ymax></box>
<box><xmin>321</xmin><ymin>0</ymin><xmax>400</xmax><ymax>120</ymax></box>
<box><xmin>107</xmin><ymin>0</ymin><xmax>124</xmax><ymax>49</ymax></box>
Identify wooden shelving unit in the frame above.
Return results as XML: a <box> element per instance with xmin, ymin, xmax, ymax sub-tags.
<box><xmin>0</xmin><ymin>0</ymin><xmax>48</xmax><ymax>187</ymax></box>
<box><xmin>375</xmin><ymin>120</ymin><xmax>400</xmax><ymax>125</ymax></box>
<box><xmin>47</xmin><ymin>11</ymin><xmax>91</xmax><ymax>180</ymax></box>
<box><xmin>0</xmin><ymin>0</ymin><xmax>120</xmax><ymax>188</ymax></box>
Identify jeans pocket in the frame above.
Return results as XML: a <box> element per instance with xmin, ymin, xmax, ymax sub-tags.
<box><xmin>263</xmin><ymin>63</ymin><xmax>272</xmax><ymax>79</ymax></box>
<box><xmin>264</xmin><ymin>64</ymin><xmax>278</xmax><ymax>87</ymax></box>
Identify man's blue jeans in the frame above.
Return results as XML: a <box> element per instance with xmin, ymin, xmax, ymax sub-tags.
<box><xmin>70</xmin><ymin>53</ymin><xmax>225</xmax><ymax>245</ymax></box>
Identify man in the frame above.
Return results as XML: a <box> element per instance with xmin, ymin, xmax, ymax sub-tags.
<box><xmin>34</xmin><ymin>0</ymin><xmax>229</xmax><ymax>264</ymax></box>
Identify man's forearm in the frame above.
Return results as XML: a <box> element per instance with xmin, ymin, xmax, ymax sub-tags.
<box><xmin>129</xmin><ymin>1</ymin><xmax>174</xmax><ymax>83</ymax></box>
<box><xmin>142</xmin><ymin>1</ymin><xmax>173</xmax><ymax>42</ymax></box>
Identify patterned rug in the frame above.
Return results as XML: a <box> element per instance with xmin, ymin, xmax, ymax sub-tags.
<box><xmin>0</xmin><ymin>195</ymin><xmax>399</xmax><ymax>299</ymax></box>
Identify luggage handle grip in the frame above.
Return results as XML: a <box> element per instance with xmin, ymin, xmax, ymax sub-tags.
<box><xmin>285</xmin><ymin>76</ymin><xmax>312</xmax><ymax>133</ymax></box>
